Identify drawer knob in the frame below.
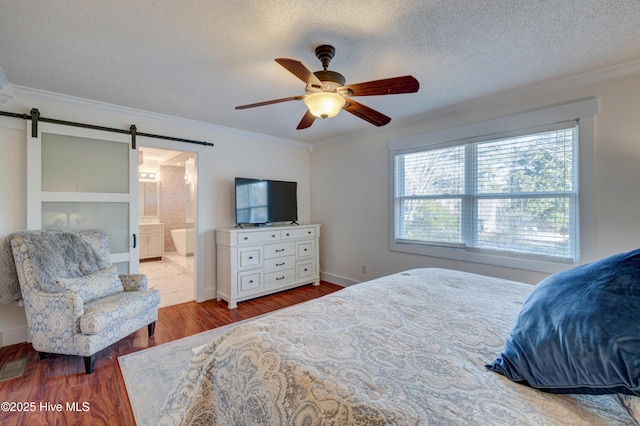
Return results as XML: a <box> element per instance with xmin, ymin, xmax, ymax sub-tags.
<box><xmin>243</xmin><ymin>237</ymin><xmax>248</xmax><ymax>240</ymax></box>
<box><xmin>276</xmin><ymin>276</ymin><xmax>285</xmax><ymax>280</ymax></box>
<box><xmin>275</xmin><ymin>248</ymin><xmax>285</xmax><ymax>252</ymax></box>
<box><xmin>304</xmin><ymin>248</ymin><xmax>308</xmax><ymax>252</ymax></box>
<box><xmin>286</xmin><ymin>233</ymin><xmax>290</xmax><ymax>236</ymax></box>
<box><xmin>248</xmin><ymin>256</ymin><xmax>253</xmax><ymax>259</ymax></box>
<box><xmin>276</xmin><ymin>262</ymin><xmax>285</xmax><ymax>266</ymax></box>
<box><xmin>249</xmin><ymin>280</ymin><xmax>254</xmax><ymax>283</ymax></box>
<box><xmin>272</xmin><ymin>234</ymin><xmax>276</xmax><ymax>238</ymax></box>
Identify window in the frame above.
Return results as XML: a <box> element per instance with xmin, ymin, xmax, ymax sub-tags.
<box><xmin>394</xmin><ymin>124</ymin><xmax>577</xmax><ymax>263</ymax></box>
<box><xmin>388</xmin><ymin>98</ymin><xmax>598</xmax><ymax>273</ymax></box>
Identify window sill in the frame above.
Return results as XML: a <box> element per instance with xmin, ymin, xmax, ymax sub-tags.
<box><xmin>389</xmin><ymin>241</ymin><xmax>575</xmax><ymax>274</ymax></box>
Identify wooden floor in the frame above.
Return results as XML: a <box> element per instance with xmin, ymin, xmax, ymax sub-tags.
<box><xmin>0</xmin><ymin>282</ymin><xmax>342</xmax><ymax>425</ymax></box>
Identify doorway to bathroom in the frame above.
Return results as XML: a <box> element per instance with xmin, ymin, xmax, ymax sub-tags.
<box><xmin>138</xmin><ymin>146</ymin><xmax>196</xmax><ymax>308</ymax></box>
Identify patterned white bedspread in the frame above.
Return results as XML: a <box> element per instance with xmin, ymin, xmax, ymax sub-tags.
<box><xmin>159</xmin><ymin>268</ymin><xmax>631</xmax><ymax>425</ymax></box>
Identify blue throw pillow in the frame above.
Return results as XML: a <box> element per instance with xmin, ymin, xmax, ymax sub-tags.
<box><xmin>486</xmin><ymin>248</ymin><xmax>640</xmax><ymax>395</ymax></box>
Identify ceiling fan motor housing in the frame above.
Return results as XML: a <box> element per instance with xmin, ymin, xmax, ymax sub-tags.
<box><xmin>303</xmin><ymin>46</ymin><xmax>347</xmax><ymax>118</ymax></box>
<box><xmin>310</xmin><ymin>45</ymin><xmax>346</xmax><ymax>92</ymax></box>
<box><xmin>308</xmin><ymin>70</ymin><xmax>346</xmax><ymax>93</ymax></box>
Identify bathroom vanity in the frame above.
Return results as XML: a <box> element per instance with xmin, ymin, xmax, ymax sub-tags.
<box><xmin>138</xmin><ymin>179</ymin><xmax>164</xmax><ymax>260</ymax></box>
<box><xmin>140</xmin><ymin>223</ymin><xmax>164</xmax><ymax>260</ymax></box>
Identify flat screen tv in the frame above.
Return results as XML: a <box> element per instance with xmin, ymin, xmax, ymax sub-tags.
<box><xmin>235</xmin><ymin>177</ymin><xmax>298</xmax><ymax>226</ymax></box>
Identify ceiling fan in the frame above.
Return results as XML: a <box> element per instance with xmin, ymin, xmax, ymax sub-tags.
<box><xmin>235</xmin><ymin>45</ymin><xmax>420</xmax><ymax>130</ymax></box>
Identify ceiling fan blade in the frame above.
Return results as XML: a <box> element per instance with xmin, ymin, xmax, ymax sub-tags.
<box><xmin>235</xmin><ymin>95</ymin><xmax>304</xmax><ymax>110</ymax></box>
<box><xmin>275</xmin><ymin>58</ymin><xmax>323</xmax><ymax>87</ymax></box>
<box><xmin>339</xmin><ymin>75</ymin><xmax>419</xmax><ymax>97</ymax></box>
<box><xmin>297</xmin><ymin>110</ymin><xmax>316</xmax><ymax>130</ymax></box>
<box><xmin>343</xmin><ymin>97</ymin><xmax>391</xmax><ymax>127</ymax></box>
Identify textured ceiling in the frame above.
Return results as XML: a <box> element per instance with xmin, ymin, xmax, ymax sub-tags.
<box><xmin>1</xmin><ymin>0</ymin><xmax>640</xmax><ymax>144</ymax></box>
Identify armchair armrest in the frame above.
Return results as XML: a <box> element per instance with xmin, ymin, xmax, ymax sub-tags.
<box><xmin>119</xmin><ymin>274</ymin><xmax>148</xmax><ymax>291</ymax></box>
<box><xmin>23</xmin><ymin>287</ymin><xmax>84</xmax><ymax>351</ymax></box>
<box><xmin>26</xmin><ymin>287</ymin><xmax>84</xmax><ymax>318</ymax></box>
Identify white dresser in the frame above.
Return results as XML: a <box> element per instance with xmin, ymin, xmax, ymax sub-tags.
<box><xmin>216</xmin><ymin>224</ymin><xmax>320</xmax><ymax>309</ymax></box>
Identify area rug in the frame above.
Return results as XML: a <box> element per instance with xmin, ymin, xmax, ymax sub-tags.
<box><xmin>118</xmin><ymin>316</ymin><xmax>266</xmax><ymax>425</ymax></box>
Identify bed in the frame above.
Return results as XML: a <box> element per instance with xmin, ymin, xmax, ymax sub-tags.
<box><xmin>159</xmin><ymin>267</ymin><xmax>636</xmax><ymax>425</ymax></box>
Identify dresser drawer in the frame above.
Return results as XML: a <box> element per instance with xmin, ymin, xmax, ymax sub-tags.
<box><xmin>238</xmin><ymin>230</ymin><xmax>280</xmax><ymax>244</ymax></box>
<box><xmin>238</xmin><ymin>271</ymin><xmax>262</xmax><ymax>294</ymax></box>
<box><xmin>264</xmin><ymin>242</ymin><xmax>295</xmax><ymax>259</ymax></box>
<box><xmin>281</xmin><ymin>227</ymin><xmax>316</xmax><ymax>240</ymax></box>
<box><xmin>238</xmin><ymin>247</ymin><xmax>262</xmax><ymax>269</ymax></box>
<box><xmin>264</xmin><ymin>269</ymin><xmax>295</xmax><ymax>288</ymax></box>
<box><xmin>296</xmin><ymin>241</ymin><xmax>313</xmax><ymax>259</ymax></box>
<box><xmin>264</xmin><ymin>255</ymin><xmax>295</xmax><ymax>273</ymax></box>
<box><xmin>297</xmin><ymin>261</ymin><xmax>314</xmax><ymax>280</ymax></box>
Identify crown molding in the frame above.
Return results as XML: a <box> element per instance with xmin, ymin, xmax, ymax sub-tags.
<box><xmin>10</xmin><ymin>85</ymin><xmax>307</xmax><ymax>147</ymax></box>
<box><xmin>0</xmin><ymin>65</ymin><xmax>14</xmax><ymax>104</ymax></box>
<box><xmin>401</xmin><ymin>57</ymin><xmax>640</xmax><ymax>128</ymax></box>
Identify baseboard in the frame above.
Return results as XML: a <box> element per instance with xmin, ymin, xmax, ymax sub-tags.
<box><xmin>320</xmin><ymin>271</ymin><xmax>359</xmax><ymax>287</ymax></box>
<box><xmin>1</xmin><ymin>326</ymin><xmax>29</xmax><ymax>347</ymax></box>
<box><xmin>202</xmin><ymin>287</ymin><xmax>217</xmax><ymax>303</ymax></box>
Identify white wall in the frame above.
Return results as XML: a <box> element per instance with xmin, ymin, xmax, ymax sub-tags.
<box><xmin>3</xmin><ymin>63</ymin><xmax>640</xmax><ymax>346</ymax></box>
<box><xmin>311</xmin><ymin>67</ymin><xmax>640</xmax><ymax>286</ymax></box>
<box><xmin>0</xmin><ymin>91</ymin><xmax>312</xmax><ymax>346</ymax></box>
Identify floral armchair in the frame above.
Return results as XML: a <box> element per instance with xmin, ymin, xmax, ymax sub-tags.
<box><xmin>8</xmin><ymin>229</ymin><xmax>160</xmax><ymax>374</ymax></box>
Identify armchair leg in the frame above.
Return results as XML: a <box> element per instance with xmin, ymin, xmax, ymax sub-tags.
<box><xmin>38</xmin><ymin>352</ymin><xmax>51</xmax><ymax>360</ymax></box>
<box><xmin>148</xmin><ymin>321</ymin><xmax>156</xmax><ymax>337</ymax></box>
<box><xmin>84</xmin><ymin>355</ymin><xmax>96</xmax><ymax>374</ymax></box>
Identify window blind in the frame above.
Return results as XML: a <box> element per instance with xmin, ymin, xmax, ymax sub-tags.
<box><xmin>393</xmin><ymin>122</ymin><xmax>577</xmax><ymax>262</ymax></box>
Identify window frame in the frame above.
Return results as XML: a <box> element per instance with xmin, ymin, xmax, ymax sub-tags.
<box><xmin>388</xmin><ymin>98</ymin><xmax>598</xmax><ymax>274</ymax></box>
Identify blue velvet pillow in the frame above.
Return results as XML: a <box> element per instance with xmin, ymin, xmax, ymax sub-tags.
<box><xmin>486</xmin><ymin>248</ymin><xmax>640</xmax><ymax>395</ymax></box>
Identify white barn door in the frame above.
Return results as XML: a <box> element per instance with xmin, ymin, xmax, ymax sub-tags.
<box><xmin>26</xmin><ymin>121</ymin><xmax>139</xmax><ymax>272</ymax></box>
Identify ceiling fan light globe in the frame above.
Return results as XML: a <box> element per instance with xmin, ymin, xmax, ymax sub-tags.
<box><xmin>304</xmin><ymin>92</ymin><xmax>345</xmax><ymax>119</ymax></box>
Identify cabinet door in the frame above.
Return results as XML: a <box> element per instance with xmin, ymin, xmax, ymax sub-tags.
<box><xmin>140</xmin><ymin>238</ymin><xmax>149</xmax><ymax>259</ymax></box>
<box><xmin>146</xmin><ymin>233</ymin><xmax>164</xmax><ymax>257</ymax></box>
